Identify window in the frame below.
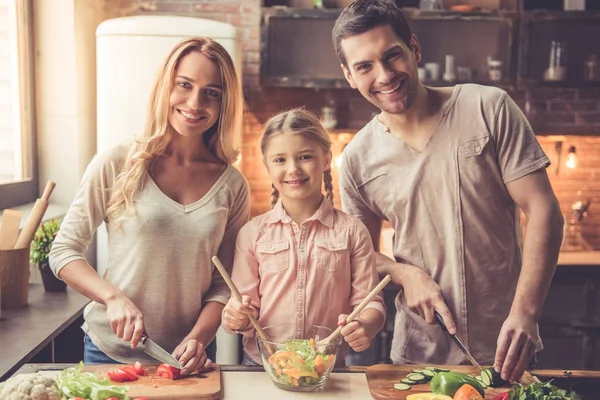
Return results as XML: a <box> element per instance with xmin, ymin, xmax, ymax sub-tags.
<box><xmin>0</xmin><ymin>0</ymin><xmax>36</xmax><ymax>210</ymax></box>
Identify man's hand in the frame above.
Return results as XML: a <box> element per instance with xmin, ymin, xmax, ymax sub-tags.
<box><xmin>494</xmin><ymin>314</ymin><xmax>539</xmax><ymax>382</ymax></box>
<box><xmin>395</xmin><ymin>264</ymin><xmax>456</xmax><ymax>335</ymax></box>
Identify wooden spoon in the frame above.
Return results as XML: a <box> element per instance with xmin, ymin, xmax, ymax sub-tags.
<box><xmin>316</xmin><ymin>274</ymin><xmax>392</xmax><ymax>347</ymax></box>
<box><xmin>211</xmin><ymin>256</ymin><xmax>273</xmax><ymax>353</ymax></box>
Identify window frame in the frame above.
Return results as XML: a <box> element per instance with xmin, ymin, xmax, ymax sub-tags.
<box><xmin>0</xmin><ymin>0</ymin><xmax>37</xmax><ymax>210</ymax></box>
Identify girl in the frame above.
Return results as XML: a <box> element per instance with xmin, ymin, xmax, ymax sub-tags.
<box><xmin>49</xmin><ymin>37</ymin><xmax>250</xmax><ymax>374</ymax></box>
<box><xmin>222</xmin><ymin>108</ymin><xmax>385</xmax><ymax>365</ymax></box>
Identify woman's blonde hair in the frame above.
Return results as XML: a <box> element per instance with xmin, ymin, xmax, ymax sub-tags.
<box><xmin>106</xmin><ymin>37</ymin><xmax>244</xmax><ymax>224</ymax></box>
<box><xmin>260</xmin><ymin>108</ymin><xmax>333</xmax><ymax>208</ymax></box>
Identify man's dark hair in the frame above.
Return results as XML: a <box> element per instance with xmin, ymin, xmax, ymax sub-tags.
<box><xmin>332</xmin><ymin>0</ymin><xmax>413</xmax><ymax>66</ymax></box>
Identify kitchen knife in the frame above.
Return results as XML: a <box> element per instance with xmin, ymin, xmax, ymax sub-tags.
<box><xmin>141</xmin><ymin>335</ymin><xmax>183</xmax><ymax>369</ymax></box>
<box><xmin>435</xmin><ymin>311</ymin><xmax>483</xmax><ymax>372</ymax></box>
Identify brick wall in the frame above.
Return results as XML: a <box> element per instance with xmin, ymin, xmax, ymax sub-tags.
<box><xmin>108</xmin><ymin>0</ymin><xmax>600</xmax><ymax>249</ymax></box>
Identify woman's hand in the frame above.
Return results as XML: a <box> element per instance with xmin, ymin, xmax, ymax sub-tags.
<box><xmin>173</xmin><ymin>338</ymin><xmax>212</xmax><ymax>376</ymax></box>
<box><xmin>105</xmin><ymin>294</ymin><xmax>145</xmax><ymax>349</ymax></box>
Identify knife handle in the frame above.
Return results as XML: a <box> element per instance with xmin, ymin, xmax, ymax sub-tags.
<box><xmin>434</xmin><ymin>311</ymin><xmax>447</xmax><ymax>332</ymax></box>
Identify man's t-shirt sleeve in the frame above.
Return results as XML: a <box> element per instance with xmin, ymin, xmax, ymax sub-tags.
<box><xmin>339</xmin><ymin>151</ymin><xmax>380</xmax><ymax>220</ymax></box>
<box><xmin>493</xmin><ymin>93</ymin><xmax>550</xmax><ymax>184</ymax></box>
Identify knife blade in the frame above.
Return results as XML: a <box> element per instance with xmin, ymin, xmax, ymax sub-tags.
<box><xmin>435</xmin><ymin>311</ymin><xmax>483</xmax><ymax>372</ymax></box>
<box><xmin>141</xmin><ymin>335</ymin><xmax>183</xmax><ymax>369</ymax></box>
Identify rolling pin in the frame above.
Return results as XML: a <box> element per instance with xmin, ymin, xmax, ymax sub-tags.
<box><xmin>14</xmin><ymin>181</ymin><xmax>56</xmax><ymax>249</ymax></box>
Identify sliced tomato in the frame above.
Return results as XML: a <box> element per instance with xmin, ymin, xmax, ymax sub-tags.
<box><xmin>156</xmin><ymin>363</ymin><xmax>182</xmax><ymax>380</ymax></box>
<box><xmin>133</xmin><ymin>361</ymin><xmax>147</xmax><ymax>376</ymax></box>
<box><xmin>107</xmin><ymin>370</ymin><xmax>125</xmax><ymax>382</ymax></box>
<box><xmin>121</xmin><ymin>365</ymin><xmax>139</xmax><ymax>380</ymax></box>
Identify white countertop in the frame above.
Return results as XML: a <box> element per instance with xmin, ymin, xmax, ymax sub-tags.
<box><xmin>222</xmin><ymin>371</ymin><xmax>371</xmax><ymax>399</ymax></box>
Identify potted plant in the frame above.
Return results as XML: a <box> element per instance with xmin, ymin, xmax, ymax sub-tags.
<box><xmin>30</xmin><ymin>219</ymin><xmax>66</xmax><ymax>292</ymax></box>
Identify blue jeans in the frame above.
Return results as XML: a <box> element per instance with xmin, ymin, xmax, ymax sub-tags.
<box><xmin>83</xmin><ymin>335</ymin><xmax>119</xmax><ymax>364</ymax></box>
<box><xmin>83</xmin><ymin>334</ymin><xmax>218</xmax><ymax>364</ymax></box>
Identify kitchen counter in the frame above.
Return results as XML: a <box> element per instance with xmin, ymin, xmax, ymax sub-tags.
<box><xmin>13</xmin><ymin>364</ymin><xmax>372</xmax><ymax>399</ymax></box>
<box><xmin>557</xmin><ymin>251</ymin><xmax>600</xmax><ymax>266</ymax></box>
<box><xmin>11</xmin><ymin>364</ymin><xmax>600</xmax><ymax>399</ymax></box>
<box><xmin>0</xmin><ymin>284</ymin><xmax>90</xmax><ymax>380</ymax></box>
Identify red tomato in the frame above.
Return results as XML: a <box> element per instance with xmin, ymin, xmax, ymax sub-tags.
<box><xmin>121</xmin><ymin>366</ymin><xmax>139</xmax><ymax>380</ymax></box>
<box><xmin>108</xmin><ymin>366</ymin><xmax>138</xmax><ymax>382</ymax></box>
<box><xmin>107</xmin><ymin>370</ymin><xmax>124</xmax><ymax>382</ymax></box>
<box><xmin>156</xmin><ymin>363</ymin><xmax>182</xmax><ymax>380</ymax></box>
<box><xmin>492</xmin><ymin>393</ymin><xmax>510</xmax><ymax>400</ymax></box>
<box><xmin>134</xmin><ymin>361</ymin><xmax>147</xmax><ymax>376</ymax></box>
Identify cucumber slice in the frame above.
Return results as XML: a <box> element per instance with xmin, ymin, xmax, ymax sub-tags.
<box><xmin>423</xmin><ymin>366</ymin><xmax>438</xmax><ymax>371</ymax></box>
<box><xmin>435</xmin><ymin>367</ymin><xmax>450</xmax><ymax>372</ymax></box>
<box><xmin>421</xmin><ymin>369</ymin><xmax>435</xmax><ymax>378</ymax></box>
<box><xmin>411</xmin><ymin>369</ymin><xmax>426</xmax><ymax>374</ymax></box>
<box><xmin>475</xmin><ymin>375</ymin><xmax>488</xmax><ymax>388</ymax></box>
<box><xmin>393</xmin><ymin>383</ymin><xmax>411</xmax><ymax>391</ymax></box>
<box><xmin>401</xmin><ymin>378</ymin><xmax>415</xmax><ymax>385</ymax></box>
<box><xmin>481</xmin><ymin>370</ymin><xmax>492</xmax><ymax>386</ymax></box>
<box><xmin>406</xmin><ymin>373</ymin><xmax>426</xmax><ymax>381</ymax></box>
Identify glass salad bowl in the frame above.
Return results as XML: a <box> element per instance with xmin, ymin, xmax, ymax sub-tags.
<box><xmin>256</xmin><ymin>324</ymin><xmax>342</xmax><ymax>392</ymax></box>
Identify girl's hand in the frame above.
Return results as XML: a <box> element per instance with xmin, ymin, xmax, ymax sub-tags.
<box><xmin>105</xmin><ymin>295</ymin><xmax>145</xmax><ymax>349</ymax></box>
<box><xmin>222</xmin><ymin>295</ymin><xmax>256</xmax><ymax>332</ymax></box>
<box><xmin>173</xmin><ymin>338</ymin><xmax>212</xmax><ymax>376</ymax></box>
<box><xmin>337</xmin><ymin>313</ymin><xmax>371</xmax><ymax>352</ymax></box>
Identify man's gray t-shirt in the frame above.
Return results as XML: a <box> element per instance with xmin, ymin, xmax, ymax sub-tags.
<box><xmin>339</xmin><ymin>84</ymin><xmax>550</xmax><ymax>364</ymax></box>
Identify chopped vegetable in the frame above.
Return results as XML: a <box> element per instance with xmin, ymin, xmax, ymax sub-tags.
<box><xmin>0</xmin><ymin>372</ymin><xmax>61</xmax><ymax>400</ymax></box>
<box><xmin>266</xmin><ymin>338</ymin><xmax>334</xmax><ymax>387</ymax></box>
<box><xmin>56</xmin><ymin>362</ymin><xmax>130</xmax><ymax>400</ymax></box>
<box><xmin>407</xmin><ymin>394</ymin><xmax>453</xmax><ymax>400</ymax></box>
<box><xmin>133</xmin><ymin>362</ymin><xmax>146</xmax><ymax>377</ymax></box>
<box><xmin>430</xmin><ymin>371</ymin><xmax>485</xmax><ymax>397</ymax></box>
<box><xmin>155</xmin><ymin>364</ymin><xmax>182</xmax><ymax>380</ymax></box>
<box><xmin>394</xmin><ymin>383</ymin><xmax>411</xmax><ymax>390</ymax></box>
<box><xmin>492</xmin><ymin>392</ymin><xmax>509</xmax><ymax>400</ymax></box>
<box><xmin>453</xmin><ymin>384</ymin><xmax>484</xmax><ymax>400</ymax></box>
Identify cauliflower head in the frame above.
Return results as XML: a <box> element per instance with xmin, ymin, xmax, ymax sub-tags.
<box><xmin>0</xmin><ymin>373</ymin><xmax>61</xmax><ymax>400</ymax></box>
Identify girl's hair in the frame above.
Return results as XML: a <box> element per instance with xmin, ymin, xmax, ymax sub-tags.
<box><xmin>106</xmin><ymin>37</ymin><xmax>244</xmax><ymax>225</ymax></box>
<box><xmin>260</xmin><ymin>108</ymin><xmax>333</xmax><ymax>209</ymax></box>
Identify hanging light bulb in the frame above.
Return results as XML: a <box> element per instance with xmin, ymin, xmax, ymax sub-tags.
<box><xmin>566</xmin><ymin>146</ymin><xmax>577</xmax><ymax>169</ymax></box>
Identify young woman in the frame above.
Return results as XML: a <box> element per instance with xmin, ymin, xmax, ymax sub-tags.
<box><xmin>50</xmin><ymin>37</ymin><xmax>250</xmax><ymax>375</ymax></box>
<box><xmin>221</xmin><ymin>108</ymin><xmax>385</xmax><ymax>365</ymax></box>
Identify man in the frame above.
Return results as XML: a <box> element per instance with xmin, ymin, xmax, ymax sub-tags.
<box><xmin>333</xmin><ymin>0</ymin><xmax>564</xmax><ymax>382</ymax></box>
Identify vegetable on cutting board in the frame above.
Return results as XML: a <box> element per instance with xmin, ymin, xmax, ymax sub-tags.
<box><xmin>430</xmin><ymin>371</ymin><xmax>485</xmax><ymax>397</ymax></box>
<box><xmin>56</xmin><ymin>362</ymin><xmax>130</xmax><ymax>400</ymax></box>
<box><xmin>453</xmin><ymin>384</ymin><xmax>484</xmax><ymax>400</ymax></box>
<box><xmin>407</xmin><ymin>394</ymin><xmax>453</xmax><ymax>400</ymax></box>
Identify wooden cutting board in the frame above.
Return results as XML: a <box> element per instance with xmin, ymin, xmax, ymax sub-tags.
<box><xmin>365</xmin><ymin>364</ymin><xmax>535</xmax><ymax>400</ymax></box>
<box><xmin>84</xmin><ymin>364</ymin><xmax>221</xmax><ymax>399</ymax></box>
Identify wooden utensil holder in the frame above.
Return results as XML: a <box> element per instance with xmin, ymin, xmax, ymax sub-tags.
<box><xmin>0</xmin><ymin>247</ymin><xmax>30</xmax><ymax>309</ymax></box>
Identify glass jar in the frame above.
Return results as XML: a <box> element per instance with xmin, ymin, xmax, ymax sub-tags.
<box><xmin>544</xmin><ymin>41</ymin><xmax>567</xmax><ymax>81</ymax></box>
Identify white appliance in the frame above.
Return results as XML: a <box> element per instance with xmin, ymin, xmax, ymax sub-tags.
<box><xmin>95</xmin><ymin>15</ymin><xmax>241</xmax><ymax>365</ymax></box>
